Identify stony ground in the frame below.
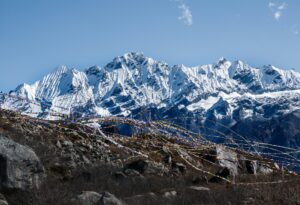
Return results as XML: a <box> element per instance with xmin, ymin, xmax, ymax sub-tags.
<box><xmin>0</xmin><ymin>109</ymin><xmax>300</xmax><ymax>205</ymax></box>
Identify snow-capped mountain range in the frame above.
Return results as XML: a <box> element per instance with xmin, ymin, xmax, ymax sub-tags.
<box><xmin>1</xmin><ymin>52</ymin><xmax>300</xmax><ymax>124</ymax></box>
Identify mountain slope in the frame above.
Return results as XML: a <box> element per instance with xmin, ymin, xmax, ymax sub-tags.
<box><xmin>2</xmin><ymin>52</ymin><xmax>300</xmax><ymax>119</ymax></box>
<box><xmin>1</xmin><ymin>52</ymin><xmax>300</xmax><ymax>153</ymax></box>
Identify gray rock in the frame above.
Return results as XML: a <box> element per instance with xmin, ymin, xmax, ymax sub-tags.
<box><xmin>172</xmin><ymin>162</ymin><xmax>186</xmax><ymax>174</ymax></box>
<box><xmin>123</xmin><ymin>169</ymin><xmax>142</xmax><ymax>177</ymax></box>
<box><xmin>71</xmin><ymin>191</ymin><xmax>125</xmax><ymax>205</ymax></box>
<box><xmin>56</xmin><ymin>140</ymin><xmax>62</xmax><ymax>148</ymax></box>
<box><xmin>257</xmin><ymin>164</ymin><xmax>273</xmax><ymax>174</ymax></box>
<box><xmin>162</xmin><ymin>146</ymin><xmax>172</xmax><ymax>164</ymax></box>
<box><xmin>0</xmin><ymin>199</ymin><xmax>8</xmax><ymax>205</ymax></box>
<box><xmin>239</xmin><ymin>157</ymin><xmax>258</xmax><ymax>174</ymax></box>
<box><xmin>0</xmin><ymin>136</ymin><xmax>45</xmax><ymax>191</ymax></box>
<box><xmin>163</xmin><ymin>190</ymin><xmax>177</xmax><ymax>198</ymax></box>
<box><xmin>216</xmin><ymin>145</ymin><xmax>238</xmax><ymax>176</ymax></box>
<box><xmin>82</xmin><ymin>155</ymin><xmax>91</xmax><ymax>164</ymax></box>
<box><xmin>71</xmin><ymin>191</ymin><xmax>101</xmax><ymax>205</ymax></box>
<box><xmin>100</xmin><ymin>191</ymin><xmax>124</xmax><ymax>205</ymax></box>
<box><xmin>188</xmin><ymin>186</ymin><xmax>210</xmax><ymax>191</ymax></box>
<box><xmin>144</xmin><ymin>161</ymin><xmax>166</xmax><ymax>175</ymax></box>
<box><xmin>124</xmin><ymin>159</ymin><xmax>148</xmax><ymax>174</ymax></box>
<box><xmin>62</xmin><ymin>140</ymin><xmax>73</xmax><ymax>147</ymax></box>
<box><xmin>123</xmin><ymin>192</ymin><xmax>156</xmax><ymax>205</ymax></box>
<box><xmin>239</xmin><ymin>157</ymin><xmax>273</xmax><ymax>175</ymax></box>
<box><xmin>0</xmin><ymin>193</ymin><xmax>8</xmax><ymax>205</ymax></box>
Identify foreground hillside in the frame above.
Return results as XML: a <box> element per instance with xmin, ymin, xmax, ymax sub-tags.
<box><xmin>0</xmin><ymin>109</ymin><xmax>299</xmax><ymax>205</ymax></box>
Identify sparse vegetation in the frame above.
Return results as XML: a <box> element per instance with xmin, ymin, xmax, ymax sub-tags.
<box><xmin>0</xmin><ymin>109</ymin><xmax>300</xmax><ymax>205</ymax></box>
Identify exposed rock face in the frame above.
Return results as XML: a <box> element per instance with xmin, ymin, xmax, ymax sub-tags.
<box><xmin>216</xmin><ymin>146</ymin><xmax>238</xmax><ymax>176</ymax></box>
<box><xmin>239</xmin><ymin>157</ymin><xmax>274</xmax><ymax>175</ymax></box>
<box><xmin>71</xmin><ymin>191</ymin><xmax>124</xmax><ymax>205</ymax></box>
<box><xmin>214</xmin><ymin>146</ymin><xmax>275</xmax><ymax>177</ymax></box>
<box><xmin>0</xmin><ymin>136</ymin><xmax>45</xmax><ymax>191</ymax></box>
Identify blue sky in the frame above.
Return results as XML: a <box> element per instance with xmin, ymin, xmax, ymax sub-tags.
<box><xmin>0</xmin><ymin>0</ymin><xmax>300</xmax><ymax>92</ymax></box>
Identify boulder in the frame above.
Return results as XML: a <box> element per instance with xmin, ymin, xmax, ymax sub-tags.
<box><xmin>71</xmin><ymin>191</ymin><xmax>101</xmax><ymax>205</ymax></box>
<box><xmin>0</xmin><ymin>193</ymin><xmax>8</xmax><ymax>205</ymax></box>
<box><xmin>239</xmin><ymin>157</ymin><xmax>273</xmax><ymax>175</ymax></box>
<box><xmin>245</xmin><ymin>160</ymin><xmax>258</xmax><ymax>174</ymax></box>
<box><xmin>162</xmin><ymin>146</ymin><xmax>172</xmax><ymax>164</ymax></box>
<box><xmin>171</xmin><ymin>162</ymin><xmax>186</xmax><ymax>174</ymax></box>
<box><xmin>210</xmin><ymin>167</ymin><xmax>231</xmax><ymax>183</ymax></box>
<box><xmin>239</xmin><ymin>157</ymin><xmax>258</xmax><ymax>174</ymax></box>
<box><xmin>144</xmin><ymin>161</ymin><xmax>166</xmax><ymax>175</ymax></box>
<box><xmin>257</xmin><ymin>163</ymin><xmax>273</xmax><ymax>174</ymax></box>
<box><xmin>124</xmin><ymin>159</ymin><xmax>166</xmax><ymax>175</ymax></box>
<box><xmin>0</xmin><ymin>136</ymin><xmax>45</xmax><ymax>191</ymax></box>
<box><xmin>188</xmin><ymin>186</ymin><xmax>210</xmax><ymax>191</ymax></box>
<box><xmin>124</xmin><ymin>159</ymin><xmax>148</xmax><ymax>174</ymax></box>
<box><xmin>100</xmin><ymin>191</ymin><xmax>124</xmax><ymax>205</ymax></box>
<box><xmin>163</xmin><ymin>190</ymin><xmax>177</xmax><ymax>198</ymax></box>
<box><xmin>0</xmin><ymin>199</ymin><xmax>8</xmax><ymax>205</ymax></box>
<box><xmin>123</xmin><ymin>192</ymin><xmax>156</xmax><ymax>205</ymax></box>
<box><xmin>216</xmin><ymin>146</ymin><xmax>238</xmax><ymax>176</ymax></box>
<box><xmin>123</xmin><ymin>169</ymin><xmax>142</xmax><ymax>177</ymax></box>
<box><xmin>71</xmin><ymin>191</ymin><xmax>124</xmax><ymax>205</ymax></box>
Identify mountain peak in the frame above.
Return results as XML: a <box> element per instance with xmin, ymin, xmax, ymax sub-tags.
<box><xmin>54</xmin><ymin>65</ymin><xmax>69</xmax><ymax>73</ymax></box>
<box><xmin>2</xmin><ymin>53</ymin><xmax>300</xmax><ymax>120</ymax></box>
<box><xmin>115</xmin><ymin>52</ymin><xmax>147</xmax><ymax>63</ymax></box>
<box><xmin>123</xmin><ymin>52</ymin><xmax>145</xmax><ymax>59</ymax></box>
<box><xmin>105</xmin><ymin>52</ymin><xmax>158</xmax><ymax>71</ymax></box>
<box><xmin>85</xmin><ymin>66</ymin><xmax>101</xmax><ymax>75</ymax></box>
<box><xmin>215</xmin><ymin>57</ymin><xmax>231</xmax><ymax>69</ymax></box>
<box><xmin>217</xmin><ymin>57</ymin><xmax>227</xmax><ymax>63</ymax></box>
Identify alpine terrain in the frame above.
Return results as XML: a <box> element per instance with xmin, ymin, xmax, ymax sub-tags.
<box><xmin>1</xmin><ymin>52</ymin><xmax>300</xmax><ymax>153</ymax></box>
<box><xmin>0</xmin><ymin>53</ymin><xmax>300</xmax><ymax>205</ymax></box>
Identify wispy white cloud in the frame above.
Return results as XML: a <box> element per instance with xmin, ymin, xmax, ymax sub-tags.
<box><xmin>292</xmin><ymin>25</ymin><xmax>299</xmax><ymax>35</ymax></box>
<box><xmin>274</xmin><ymin>11</ymin><xmax>282</xmax><ymax>20</ymax></box>
<box><xmin>178</xmin><ymin>3</ymin><xmax>193</xmax><ymax>26</ymax></box>
<box><xmin>277</xmin><ymin>2</ymin><xmax>287</xmax><ymax>10</ymax></box>
<box><xmin>268</xmin><ymin>2</ymin><xmax>276</xmax><ymax>7</ymax></box>
<box><xmin>268</xmin><ymin>2</ymin><xmax>287</xmax><ymax>21</ymax></box>
<box><xmin>172</xmin><ymin>0</ymin><xmax>193</xmax><ymax>26</ymax></box>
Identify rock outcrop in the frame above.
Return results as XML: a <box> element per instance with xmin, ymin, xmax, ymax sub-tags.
<box><xmin>216</xmin><ymin>145</ymin><xmax>238</xmax><ymax>176</ymax></box>
<box><xmin>71</xmin><ymin>191</ymin><xmax>124</xmax><ymax>205</ymax></box>
<box><xmin>0</xmin><ymin>194</ymin><xmax>8</xmax><ymax>205</ymax></box>
<box><xmin>0</xmin><ymin>136</ymin><xmax>45</xmax><ymax>191</ymax></box>
<box><xmin>123</xmin><ymin>159</ymin><xmax>167</xmax><ymax>176</ymax></box>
